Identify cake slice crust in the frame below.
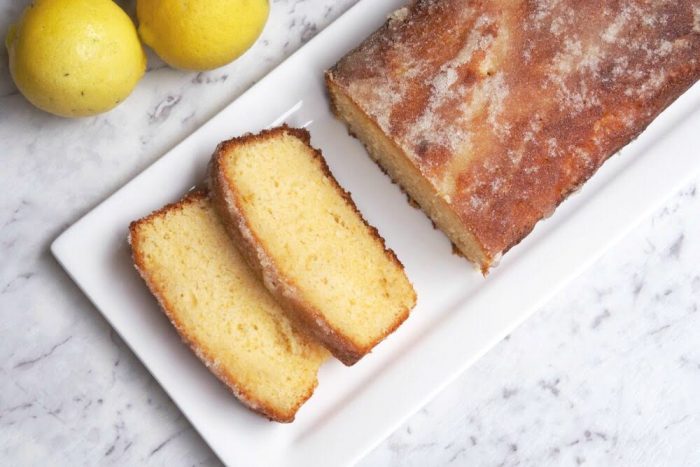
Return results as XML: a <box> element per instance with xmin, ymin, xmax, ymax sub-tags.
<box><xmin>129</xmin><ymin>191</ymin><xmax>328</xmax><ymax>422</ymax></box>
<box><xmin>209</xmin><ymin>126</ymin><xmax>417</xmax><ymax>365</ymax></box>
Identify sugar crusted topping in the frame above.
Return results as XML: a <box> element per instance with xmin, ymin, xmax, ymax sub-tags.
<box><xmin>332</xmin><ymin>0</ymin><xmax>700</xmax><ymax>255</ymax></box>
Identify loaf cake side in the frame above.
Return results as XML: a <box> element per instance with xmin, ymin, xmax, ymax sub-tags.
<box><xmin>327</xmin><ymin>0</ymin><xmax>700</xmax><ymax>272</ymax></box>
<box><xmin>209</xmin><ymin>126</ymin><xmax>417</xmax><ymax>365</ymax></box>
<box><xmin>129</xmin><ymin>191</ymin><xmax>329</xmax><ymax>422</ymax></box>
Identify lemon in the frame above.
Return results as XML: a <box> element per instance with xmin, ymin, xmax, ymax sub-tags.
<box><xmin>6</xmin><ymin>0</ymin><xmax>146</xmax><ymax>118</ymax></box>
<box><xmin>137</xmin><ymin>0</ymin><xmax>269</xmax><ymax>71</ymax></box>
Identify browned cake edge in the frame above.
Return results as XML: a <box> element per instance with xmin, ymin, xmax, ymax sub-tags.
<box><xmin>325</xmin><ymin>73</ymin><xmax>495</xmax><ymax>272</ymax></box>
<box><xmin>208</xmin><ymin>125</ymin><xmax>416</xmax><ymax>366</ymax></box>
<box><xmin>128</xmin><ymin>190</ymin><xmax>316</xmax><ymax>423</ymax></box>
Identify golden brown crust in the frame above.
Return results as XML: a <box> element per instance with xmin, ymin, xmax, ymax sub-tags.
<box><xmin>208</xmin><ymin>126</ymin><xmax>415</xmax><ymax>365</ymax></box>
<box><xmin>327</xmin><ymin>0</ymin><xmax>700</xmax><ymax>270</ymax></box>
<box><xmin>128</xmin><ymin>191</ymin><xmax>314</xmax><ymax>422</ymax></box>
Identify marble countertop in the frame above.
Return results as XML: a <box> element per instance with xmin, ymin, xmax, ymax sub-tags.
<box><xmin>1</xmin><ymin>1</ymin><xmax>699</xmax><ymax>465</ymax></box>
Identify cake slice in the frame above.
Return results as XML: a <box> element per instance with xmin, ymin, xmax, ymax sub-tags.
<box><xmin>326</xmin><ymin>0</ymin><xmax>700</xmax><ymax>272</ymax></box>
<box><xmin>129</xmin><ymin>191</ymin><xmax>328</xmax><ymax>422</ymax></box>
<box><xmin>209</xmin><ymin>126</ymin><xmax>416</xmax><ymax>365</ymax></box>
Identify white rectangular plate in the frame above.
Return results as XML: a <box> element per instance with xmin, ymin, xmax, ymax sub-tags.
<box><xmin>51</xmin><ymin>1</ymin><xmax>700</xmax><ymax>465</ymax></box>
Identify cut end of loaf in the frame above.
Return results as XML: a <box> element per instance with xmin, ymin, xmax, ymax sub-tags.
<box><xmin>325</xmin><ymin>73</ymin><xmax>495</xmax><ymax>273</ymax></box>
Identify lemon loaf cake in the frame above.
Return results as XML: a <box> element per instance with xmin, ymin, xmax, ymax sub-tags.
<box><xmin>326</xmin><ymin>0</ymin><xmax>700</xmax><ymax>272</ymax></box>
<box><xmin>209</xmin><ymin>126</ymin><xmax>416</xmax><ymax>365</ymax></box>
<box><xmin>129</xmin><ymin>191</ymin><xmax>328</xmax><ymax>422</ymax></box>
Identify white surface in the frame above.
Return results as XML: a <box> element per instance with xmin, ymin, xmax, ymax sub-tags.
<box><xmin>2</xmin><ymin>1</ymin><xmax>699</xmax><ymax>466</ymax></box>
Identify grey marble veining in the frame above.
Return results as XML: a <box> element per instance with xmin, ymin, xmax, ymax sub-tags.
<box><xmin>1</xmin><ymin>1</ymin><xmax>699</xmax><ymax>466</ymax></box>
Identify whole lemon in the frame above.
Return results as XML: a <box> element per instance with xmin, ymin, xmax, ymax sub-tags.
<box><xmin>6</xmin><ymin>0</ymin><xmax>146</xmax><ymax>118</ymax></box>
<box><xmin>137</xmin><ymin>0</ymin><xmax>269</xmax><ymax>71</ymax></box>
